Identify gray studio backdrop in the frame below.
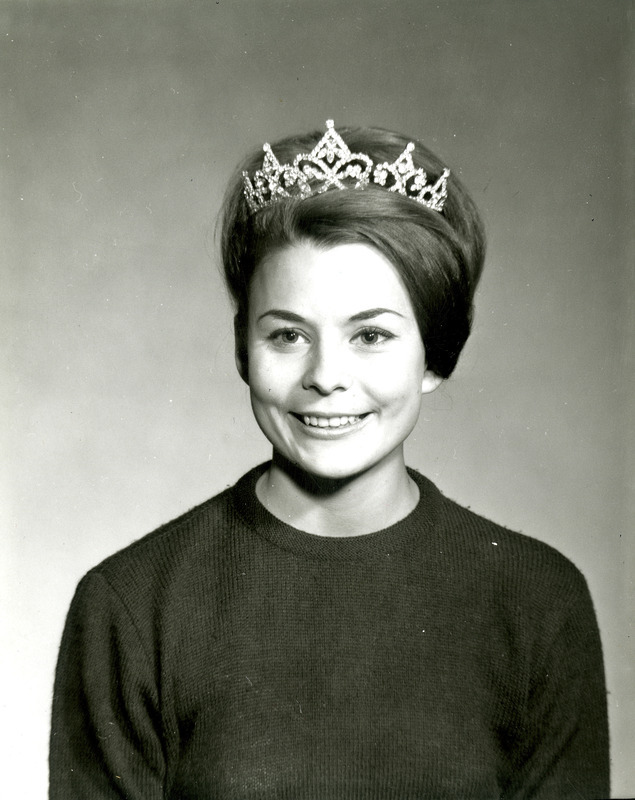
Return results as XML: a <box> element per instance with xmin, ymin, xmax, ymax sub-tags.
<box><xmin>3</xmin><ymin>1</ymin><xmax>633</xmax><ymax>796</ymax></box>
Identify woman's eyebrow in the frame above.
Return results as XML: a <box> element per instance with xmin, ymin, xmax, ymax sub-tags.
<box><xmin>349</xmin><ymin>308</ymin><xmax>405</xmax><ymax>322</ymax></box>
<box><xmin>257</xmin><ymin>309</ymin><xmax>306</xmax><ymax>323</ymax></box>
<box><xmin>257</xmin><ymin>308</ymin><xmax>405</xmax><ymax>324</ymax></box>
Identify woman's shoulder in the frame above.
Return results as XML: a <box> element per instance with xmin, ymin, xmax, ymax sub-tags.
<box><xmin>97</xmin><ymin>488</ymin><xmax>233</xmax><ymax>571</ymax></box>
<box><xmin>78</xmin><ymin>466</ymin><xmax>265</xmax><ymax>603</ymax></box>
<box><xmin>450</xmin><ymin>496</ymin><xmax>582</xmax><ymax>573</ymax></box>
<box><xmin>412</xmin><ymin>469</ymin><xmax>591</xmax><ymax>604</ymax></box>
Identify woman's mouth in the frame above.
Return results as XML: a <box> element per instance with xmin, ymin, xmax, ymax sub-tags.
<box><xmin>291</xmin><ymin>412</ymin><xmax>370</xmax><ymax>429</ymax></box>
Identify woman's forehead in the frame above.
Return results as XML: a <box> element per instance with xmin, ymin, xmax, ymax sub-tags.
<box><xmin>249</xmin><ymin>242</ymin><xmax>416</xmax><ymax>319</ymax></box>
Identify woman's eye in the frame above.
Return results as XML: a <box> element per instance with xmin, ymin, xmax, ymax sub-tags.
<box><xmin>270</xmin><ymin>329</ymin><xmax>305</xmax><ymax>346</ymax></box>
<box><xmin>356</xmin><ymin>327</ymin><xmax>392</xmax><ymax>346</ymax></box>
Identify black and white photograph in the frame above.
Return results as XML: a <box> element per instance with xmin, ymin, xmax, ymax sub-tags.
<box><xmin>3</xmin><ymin>1</ymin><xmax>632</xmax><ymax>797</ymax></box>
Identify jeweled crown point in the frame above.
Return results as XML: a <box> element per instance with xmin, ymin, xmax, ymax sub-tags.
<box><xmin>242</xmin><ymin>120</ymin><xmax>449</xmax><ymax>215</ymax></box>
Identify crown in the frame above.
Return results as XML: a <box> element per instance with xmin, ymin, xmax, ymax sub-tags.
<box><xmin>242</xmin><ymin>120</ymin><xmax>450</xmax><ymax>215</ymax></box>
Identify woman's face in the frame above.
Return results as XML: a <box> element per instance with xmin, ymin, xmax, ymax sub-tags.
<box><xmin>244</xmin><ymin>241</ymin><xmax>441</xmax><ymax>481</ymax></box>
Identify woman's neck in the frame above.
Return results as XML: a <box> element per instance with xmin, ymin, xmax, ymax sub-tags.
<box><xmin>255</xmin><ymin>451</ymin><xmax>419</xmax><ymax>537</ymax></box>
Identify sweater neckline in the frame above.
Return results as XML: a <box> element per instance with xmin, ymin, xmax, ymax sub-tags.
<box><xmin>230</xmin><ymin>462</ymin><xmax>441</xmax><ymax>561</ymax></box>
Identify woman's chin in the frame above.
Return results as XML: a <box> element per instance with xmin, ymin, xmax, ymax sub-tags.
<box><xmin>271</xmin><ymin>448</ymin><xmax>398</xmax><ymax>489</ymax></box>
<box><xmin>276</xmin><ymin>455</ymin><xmax>362</xmax><ymax>483</ymax></box>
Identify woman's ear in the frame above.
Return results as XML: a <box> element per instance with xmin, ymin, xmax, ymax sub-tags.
<box><xmin>421</xmin><ymin>370</ymin><xmax>443</xmax><ymax>394</ymax></box>
<box><xmin>234</xmin><ymin>315</ymin><xmax>249</xmax><ymax>384</ymax></box>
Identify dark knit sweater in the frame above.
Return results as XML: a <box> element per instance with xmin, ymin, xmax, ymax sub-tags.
<box><xmin>50</xmin><ymin>464</ymin><xmax>609</xmax><ymax>799</ymax></box>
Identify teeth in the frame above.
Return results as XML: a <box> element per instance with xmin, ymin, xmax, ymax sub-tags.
<box><xmin>301</xmin><ymin>415</ymin><xmax>361</xmax><ymax>428</ymax></box>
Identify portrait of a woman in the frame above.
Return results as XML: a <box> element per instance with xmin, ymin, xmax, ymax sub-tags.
<box><xmin>49</xmin><ymin>120</ymin><xmax>610</xmax><ymax>799</ymax></box>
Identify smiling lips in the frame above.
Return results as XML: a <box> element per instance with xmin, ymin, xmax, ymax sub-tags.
<box><xmin>294</xmin><ymin>413</ymin><xmax>368</xmax><ymax>429</ymax></box>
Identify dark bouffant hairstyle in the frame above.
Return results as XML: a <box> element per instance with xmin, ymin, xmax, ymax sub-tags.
<box><xmin>219</xmin><ymin>123</ymin><xmax>486</xmax><ymax>379</ymax></box>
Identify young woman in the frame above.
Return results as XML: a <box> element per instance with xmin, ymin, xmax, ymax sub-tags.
<box><xmin>50</xmin><ymin>121</ymin><xmax>609</xmax><ymax>799</ymax></box>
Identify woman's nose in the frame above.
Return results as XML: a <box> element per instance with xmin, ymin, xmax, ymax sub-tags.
<box><xmin>301</xmin><ymin>340</ymin><xmax>352</xmax><ymax>395</ymax></box>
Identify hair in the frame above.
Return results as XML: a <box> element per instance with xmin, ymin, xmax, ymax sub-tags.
<box><xmin>219</xmin><ymin>123</ymin><xmax>486</xmax><ymax>379</ymax></box>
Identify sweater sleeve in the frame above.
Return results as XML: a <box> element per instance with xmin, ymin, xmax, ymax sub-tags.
<box><xmin>505</xmin><ymin>571</ymin><xmax>610</xmax><ymax>800</ymax></box>
<box><xmin>49</xmin><ymin>571</ymin><xmax>166</xmax><ymax>799</ymax></box>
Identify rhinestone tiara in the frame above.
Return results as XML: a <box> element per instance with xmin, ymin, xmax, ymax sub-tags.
<box><xmin>242</xmin><ymin>120</ymin><xmax>450</xmax><ymax>215</ymax></box>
